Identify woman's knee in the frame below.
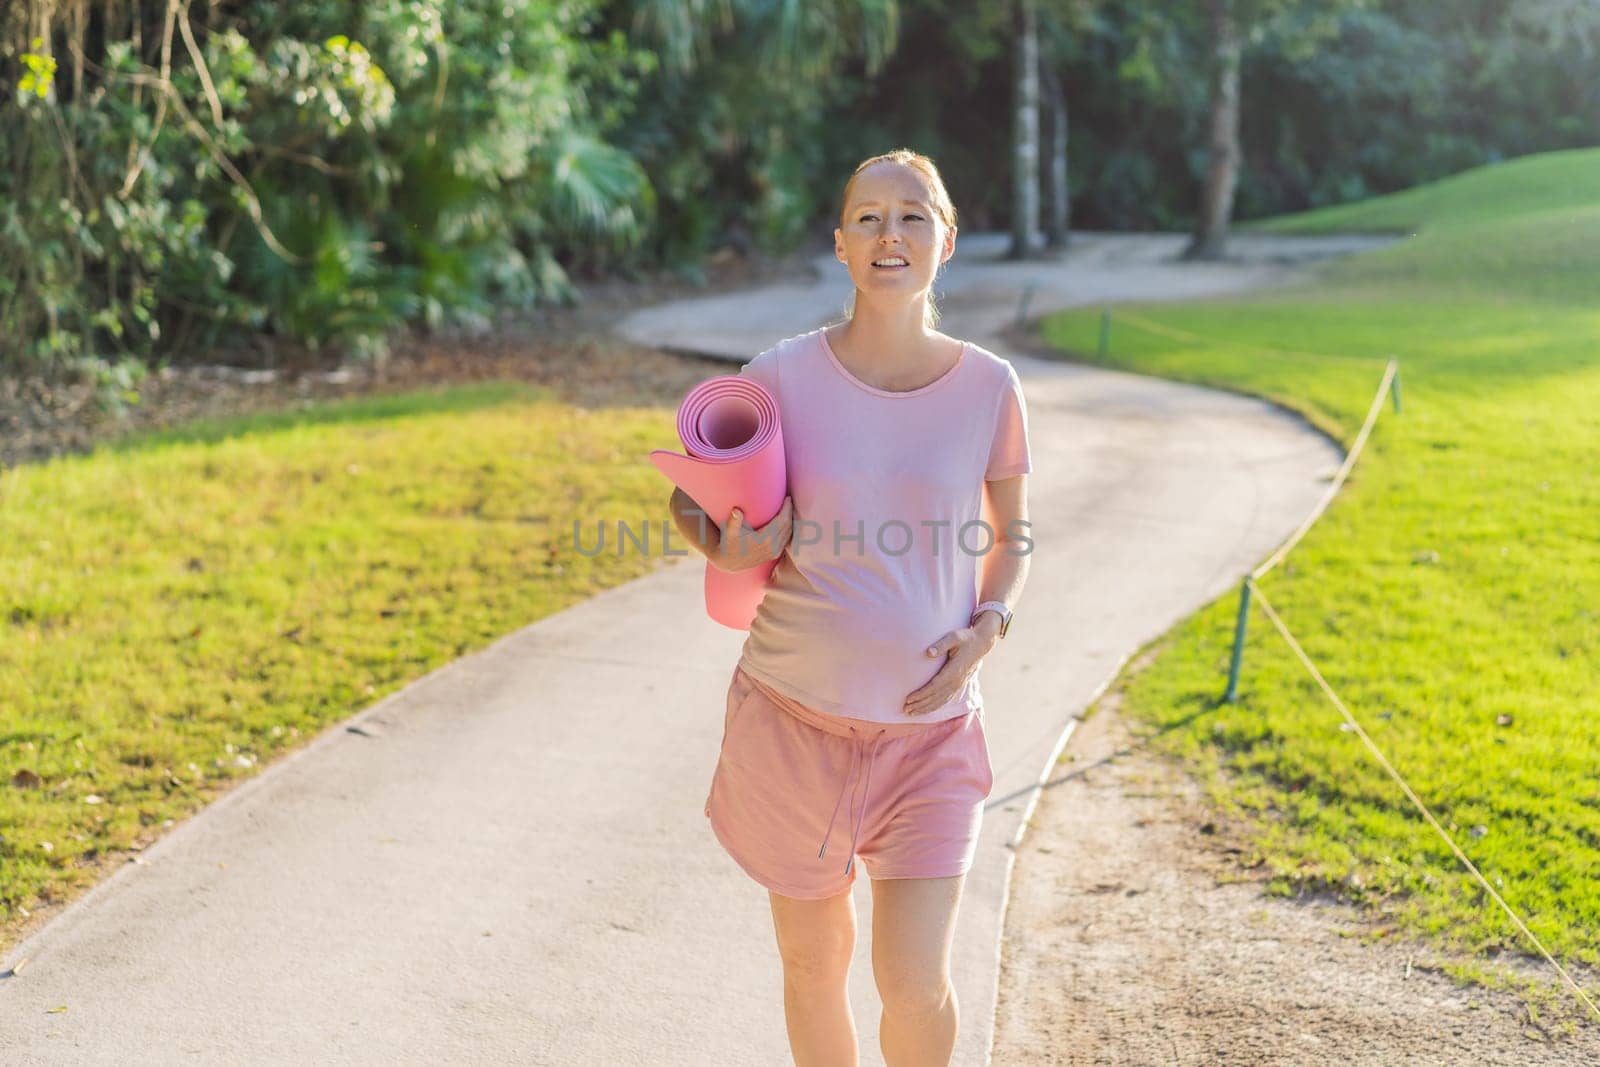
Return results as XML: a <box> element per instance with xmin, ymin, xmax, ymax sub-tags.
<box><xmin>877</xmin><ymin>973</ymin><xmax>954</xmax><ymax>1021</ymax></box>
<box><xmin>769</xmin><ymin>887</ymin><xmax>856</xmax><ymax>988</ymax></box>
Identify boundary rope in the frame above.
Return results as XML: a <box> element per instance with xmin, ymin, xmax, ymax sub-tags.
<box><xmin>1253</xmin><ymin>357</ymin><xmax>1397</xmax><ymax>580</ymax></box>
<box><xmin>1248</xmin><ymin>579</ymin><xmax>1600</xmax><ymax>1022</ymax></box>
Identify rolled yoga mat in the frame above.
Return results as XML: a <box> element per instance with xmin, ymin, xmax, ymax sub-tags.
<box><xmin>650</xmin><ymin>375</ymin><xmax>789</xmax><ymax>630</ymax></box>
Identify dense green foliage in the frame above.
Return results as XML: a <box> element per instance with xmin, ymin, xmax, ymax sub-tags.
<box><xmin>0</xmin><ymin>0</ymin><xmax>653</xmax><ymax>392</ymax></box>
<box><xmin>2</xmin><ymin>0</ymin><xmax>1595</xmax><ymax>398</ymax></box>
<box><xmin>1040</xmin><ymin>146</ymin><xmax>1600</xmax><ymax>1006</ymax></box>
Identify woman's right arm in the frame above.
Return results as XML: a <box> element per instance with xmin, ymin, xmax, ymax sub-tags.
<box><xmin>668</xmin><ymin>487</ymin><xmax>795</xmax><ymax>572</ymax></box>
<box><xmin>669</xmin><ymin>486</ymin><xmax>722</xmax><ymax>560</ymax></box>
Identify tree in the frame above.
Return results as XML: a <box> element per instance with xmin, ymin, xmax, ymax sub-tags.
<box><xmin>1038</xmin><ymin>0</ymin><xmax>1098</xmax><ymax>250</ymax></box>
<box><xmin>1040</xmin><ymin>58</ymin><xmax>1071</xmax><ymax>249</ymax></box>
<box><xmin>1182</xmin><ymin>0</ymin><xmax>1368</xmax><ymax>261</ymax></box>
<box><xmin>1008</xmin><ymin>0</ymin><xmax>1043</xmax><ymax>259</ymax></box>
<box><xmin>1185</xmin><ymin>0</ymin><xmax>1243</xmax><ymax>259</ymax></box>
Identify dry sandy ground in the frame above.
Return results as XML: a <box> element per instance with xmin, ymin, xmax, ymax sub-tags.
<box><xmin>990</xmin><ymin>677</ymin><xmax>1600</xmax><ymax>1066</ymax></box>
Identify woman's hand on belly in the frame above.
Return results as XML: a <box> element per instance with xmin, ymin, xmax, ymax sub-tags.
<box><xmin>901</xmin><ymin>621</ymin><xmax>998</xmax><ymax>717</ymax></box>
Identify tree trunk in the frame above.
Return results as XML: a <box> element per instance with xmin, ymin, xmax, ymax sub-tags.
<box><xmin>1042</xmin><ymin>57</ymin><xmax>1070</xmax><ymax>250</ymax></box>
<box><xmin>1008</xmin><ymin>0</ymin><xmax>1040</xmax><ymax>259</ymax></box>
<box><xmin>1183</xmin><ymin>0</ymin><xmax>1242</xmax><ymax>261</ymax></box>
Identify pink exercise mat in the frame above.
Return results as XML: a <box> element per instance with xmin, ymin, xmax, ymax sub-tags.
<box><xmin>649</xmin><ymin>374</ymin><xmax>789</xmax><ymax>630</ymax></box>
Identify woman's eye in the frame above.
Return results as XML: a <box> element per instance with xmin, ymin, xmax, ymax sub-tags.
<box><xmin>858</xmin><ymin>214</ymin><xmax>924</xmax><ymax>222</ymax></box>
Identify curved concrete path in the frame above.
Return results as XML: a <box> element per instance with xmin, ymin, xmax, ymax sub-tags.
<box><xmin>1</xmin><ymin>230</ymin><xmax>1384</xmax><ymax>1064</ymax></box>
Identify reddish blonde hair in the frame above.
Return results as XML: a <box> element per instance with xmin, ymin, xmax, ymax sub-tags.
<box><xmin>837</xmin><ymin>149</ymin><xmax>957</xmax><ymax>329</ymax></box>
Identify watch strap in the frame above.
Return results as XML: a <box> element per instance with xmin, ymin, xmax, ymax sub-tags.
<box><xmin>971</xmin><ymin>600</ymin><xmax>1012</xmax><ymax>638</ymax></box>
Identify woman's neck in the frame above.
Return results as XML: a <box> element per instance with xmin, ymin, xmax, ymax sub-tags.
<box><xmin>826</xmin><ymin>316</ymin><xmax>957</xmax><ymax>392</ymax></box>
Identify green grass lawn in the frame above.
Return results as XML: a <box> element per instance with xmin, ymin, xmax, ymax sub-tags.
<box><xmin>0</xmin><ymin>380</ymin><xmax>682</xmax><ymax>943</ymax></box>
<box><xmin>1039</xmin><ymin>146</ymin><xmax>1600</xmax><ymax>1015</ymax></box>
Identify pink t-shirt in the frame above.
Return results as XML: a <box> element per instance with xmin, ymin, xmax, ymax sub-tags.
<box><xmin>733</xmin><ymin>326</ymin><xmax>1032</xmax><ymax>725</ymax></box>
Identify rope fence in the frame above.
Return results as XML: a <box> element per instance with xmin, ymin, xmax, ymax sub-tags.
<box><xmin>1248</xmin><ymin>579</ymin><xmax>1600</xmax><ymax>1022</ymax></box>
<box><xmin>1076</xmin><ymin>301</ymin><xmax>1597</xmax><ymax>1023</ymax></box>
<box><xmin>1225</xmin><ymin>355</ymin><xmax>1399</xmax><ymax>698</ymax></box>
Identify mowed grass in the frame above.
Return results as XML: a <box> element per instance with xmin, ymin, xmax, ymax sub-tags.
<box><xmin>0</xmin><ymin>381</ymin><xmax>684</xmax><ymax>943</ymax></box>
<box><xmin>1037</xmin><ymin>146</ymin><xmax>1600</xmax><ymax>1008</ymax></box>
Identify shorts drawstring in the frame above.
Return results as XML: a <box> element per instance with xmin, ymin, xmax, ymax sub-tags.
<box><xmin>817</xmin><ymin>725</ymin><xmax>888</xmax><ymax>876</ymax></box>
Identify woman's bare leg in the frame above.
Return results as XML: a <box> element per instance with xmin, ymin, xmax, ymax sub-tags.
<box><xmin>769</xmin><ymin>884</ymin><xmax>860</xmax><ymax>1067</ymax></box>
<box><xmin>870</xmin><ymin>874</ymin><xmax>965</xmax><ymax>1067</ymax></box>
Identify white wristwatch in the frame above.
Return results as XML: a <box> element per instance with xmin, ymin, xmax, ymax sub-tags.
<box><xmin>970</xmin><ymin>600</ymin><xmax>1013</xmax><ymax>638</ymax></box>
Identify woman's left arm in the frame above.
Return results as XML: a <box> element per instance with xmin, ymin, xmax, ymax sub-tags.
<box><xmin>971</xmin><ymin>472</ymin><xmax>1031</xmax><ymax>646</ymax></box>
<box><xmin>902</xmin><ymin>473</ymin><xmax>1031</xmax><ymax>715</ymax></box>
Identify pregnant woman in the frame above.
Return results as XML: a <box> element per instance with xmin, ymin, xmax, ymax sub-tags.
<box><xmin>668</xmin><ymin>148</ymin><xmax>1032</xmax><ymax>1066</ymax></box>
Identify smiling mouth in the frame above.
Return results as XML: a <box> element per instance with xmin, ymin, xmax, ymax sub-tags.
<box><xmin>871</xmin><ymin>257</ymin><xmax>910</xmax><ymax>270</ymax></box>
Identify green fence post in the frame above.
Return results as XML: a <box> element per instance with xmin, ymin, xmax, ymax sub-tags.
<box><xmin>1015</xmin><ymin>279</ymin><xmax>1038</xmax><ymax>328</ymax></box>
<box><xmin>1222</xmin><ymin>577</ymin><xmax>1253</xmax><ymax>703</ymax></box>
<box><xmin>1097</xmin><ymin>308</ymin><xmax>1111</xmax><ymax>360</ymax></box>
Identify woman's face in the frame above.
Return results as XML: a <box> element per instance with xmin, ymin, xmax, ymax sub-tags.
<box><xmin>834</xmin><ymin>163</ymin><xmax>955</xmax><ymax>304</ymax></box>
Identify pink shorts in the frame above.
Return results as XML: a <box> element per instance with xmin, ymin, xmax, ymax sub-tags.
<box><xmin>704</xmin><ymin>663</ymin><xmax>995</xmax><ymax>900</ymax></box>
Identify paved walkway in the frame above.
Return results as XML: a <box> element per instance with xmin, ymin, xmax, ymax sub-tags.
<box><xmin>1</xmin><ymin>230</ymin><xmax>1386</xmax><ymax>1064</ymax></box>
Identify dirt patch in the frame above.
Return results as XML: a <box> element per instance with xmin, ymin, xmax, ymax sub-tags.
<box><xmin>990</xmin><ymin>686</ymin><xmax>1599</xmax><ymax>1065</ymax></box>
